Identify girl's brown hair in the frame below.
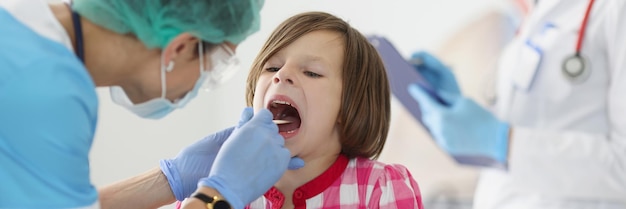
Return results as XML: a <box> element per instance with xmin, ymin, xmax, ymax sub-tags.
<box><xmin>245</xmin><ymin>11</ymin><xmax>390</xmax><ymax>159</ymax></box>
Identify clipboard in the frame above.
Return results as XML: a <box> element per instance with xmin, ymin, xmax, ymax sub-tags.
<box><xmin>368</xmin><ymin>35</ymin><xmax>506</xmax><ymax>169</ymax></box>
<box><xmin>367</xmin><ymin>35</ymin><xmax>447</xmax><ymax>124</ymax></box>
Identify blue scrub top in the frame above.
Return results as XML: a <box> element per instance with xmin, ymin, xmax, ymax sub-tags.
<box><xmin>0</xmin><ymin>8</ymin><xmax>99</xmax><ymax>208</ymax></box>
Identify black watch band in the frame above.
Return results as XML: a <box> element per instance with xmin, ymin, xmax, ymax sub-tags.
<box><xmin>192</xmin><ymin>193</ymin><xmax>232</xmax><ymax>209</ymax></box>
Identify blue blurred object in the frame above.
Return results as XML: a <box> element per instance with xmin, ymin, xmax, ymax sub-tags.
<box><xmin>408</xmin><ymin>62</ymin><xmax>509</xmax><ymax>168</ymax></box>
<box><xmin>409</xmin><ymin>51</ymin><xmax>461</xmax><ymax>99</ymax></box>
<box><xmin>367</xmin><ymin>35</ymin><xmax>510</xmax><ymax>168</ymax></box>
<box><xmin>367</xmin><ymin>35</ymin><xmax>449</xmax><ymax>126</ymax></box>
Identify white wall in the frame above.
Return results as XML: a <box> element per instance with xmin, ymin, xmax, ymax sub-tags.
<box><xmin>86</xmin><ymin>1</ymin><xmax>512</xmax><ymax>208</ymax></box>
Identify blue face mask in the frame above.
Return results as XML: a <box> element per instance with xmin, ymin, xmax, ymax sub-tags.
<box><xmin>109</xmin><ymin>73</ymin><xmax>208</xmax><ymax>119</ymax></box>
<box><xmin>110</xmin><ymin>42</ymin><xmax>210</xmax><ymax>119</ymax></box>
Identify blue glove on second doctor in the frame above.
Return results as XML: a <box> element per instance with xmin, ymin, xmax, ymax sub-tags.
<box><xmin>160</xmin><ymin>108</ymin><xmax>304</xmax><ymax>202</ymax></box>
<box><xmin>408</xmin><ymin>51</ymin><xmax>510</xmax><ymax>164</ymax></box>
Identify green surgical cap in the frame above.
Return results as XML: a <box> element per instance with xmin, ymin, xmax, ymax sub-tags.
<box><xmin>73</xmin><ymin>0</ymin><xmax>264</xmax><ymax>48</ymax></box>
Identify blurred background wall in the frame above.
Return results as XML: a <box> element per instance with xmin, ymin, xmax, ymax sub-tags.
<box><xmin>43</xmin><ymin>0</ymin><xmax>520</xmax><ymax>208</ymax></box>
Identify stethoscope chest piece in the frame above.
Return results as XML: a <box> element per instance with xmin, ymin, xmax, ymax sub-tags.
<box><xmin>562</xmin><ymin>54</ymin><xmax>590</xmax><ymax>83</ymax></box>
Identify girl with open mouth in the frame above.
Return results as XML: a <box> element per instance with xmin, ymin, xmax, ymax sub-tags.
<box><xmin>244</xmin><ymin>11</ymin><xmax>423</xmax><ymax>209</ymax></box>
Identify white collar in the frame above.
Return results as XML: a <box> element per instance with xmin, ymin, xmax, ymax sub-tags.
<box><xmin>0</xmin><ymin>0</ymin><xmax>73</xmax><ymax>51</ymax></box>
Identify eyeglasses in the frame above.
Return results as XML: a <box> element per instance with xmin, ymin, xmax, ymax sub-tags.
<box><xmin>198</xmin><ymin>42</ymin><xmax>241</xmax><ymax>91</ymax></box>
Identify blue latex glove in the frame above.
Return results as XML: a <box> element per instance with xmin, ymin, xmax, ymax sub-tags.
<box><xmin>409</xmin><ymin>51</ymin><xmax>510</xmax><ymax>164</ymax></box>
<box><xmin>159</xmin><ymin>127</ymin><xmax>234</xmax><ymax>201</ymax></box>
<box><xmin>410</xmin><ymin>51</ymin><xmax>461</xmax><ymax>98</ymax></box>
<box><xmin>160</xmin><ymin>108</ymin><xmax>304</xmax><ymax>201</ymax></box>
<box><xmin>198</xmin><ymin>108</ymin><xmax>294</xmax><ymax>209</ymax></box>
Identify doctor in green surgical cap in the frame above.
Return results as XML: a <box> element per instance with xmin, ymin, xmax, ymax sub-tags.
<box><xmin>0</xmin><ymin>0</ymin><xmax>302</xmax><ymax>208</ymax></box>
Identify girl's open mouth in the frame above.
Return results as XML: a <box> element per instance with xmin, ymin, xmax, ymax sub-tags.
<box><xmin>268</xmin><ymin>98</ymin><xmax>301</xmax><ymax>139</ymax></box>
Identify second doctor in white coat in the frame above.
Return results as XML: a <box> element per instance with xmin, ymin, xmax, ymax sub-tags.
<box><xmin>408</xmin><ymin>0</ymin><xmax>626</xmax><ymax>208</ymax></box>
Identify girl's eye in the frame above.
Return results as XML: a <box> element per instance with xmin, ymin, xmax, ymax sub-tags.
<box><xmin>304</xmin><ymin>71</ymin><xmax>321</xmax><ymax>78</ymax></box>
<box><xmin>265</xmin><ymin>67</ymin><xmax>280</xmax><ymax>72</ymax></box>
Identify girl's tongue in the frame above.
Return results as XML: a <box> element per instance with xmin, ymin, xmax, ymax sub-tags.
<box><xmin>269</xmin><ymin>102</ymin><xmax>301</xmax><ymax>133</ymax></box>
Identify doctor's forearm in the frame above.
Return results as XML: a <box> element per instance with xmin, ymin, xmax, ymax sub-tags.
<box><xmin>99</xmin><ymin>167</ymin><xmax>176</xmax><ymax>209</ymax></box>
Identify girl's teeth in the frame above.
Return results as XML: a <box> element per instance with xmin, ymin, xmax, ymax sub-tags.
<box><xmin>272</xmin><ymin>100</ymin><xmax>291</xmax><ymax>106</ymax></box>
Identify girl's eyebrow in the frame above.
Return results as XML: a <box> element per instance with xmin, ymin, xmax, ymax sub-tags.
<box><xmin>266</xmin><ymin>53</ymin><xmax>330</xmax><ymax>69</ymax></box>
<box><xmin>302</xmin><ymin>54</ymin><xmax>325</xmax><ymax>63</ymax></box>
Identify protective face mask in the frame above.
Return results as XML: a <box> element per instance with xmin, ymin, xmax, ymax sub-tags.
<box><xmin>110</xmin><ymin>73</ymin><xmax>208</xmax><ymax>119</ymax></box>
<box><xmin>110</xmin><ymin>42</ymin><xmax>209</xmax><ymax>119</ymax></box>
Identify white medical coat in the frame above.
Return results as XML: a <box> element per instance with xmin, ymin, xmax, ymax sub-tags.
<box><xmin>475</xmin><ymin>0</ymin><xmax>626</xmax><ymax>208</ymax></box>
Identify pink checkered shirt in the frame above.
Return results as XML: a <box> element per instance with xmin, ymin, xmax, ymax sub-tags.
<box><xmin>245</xmin><ymin>155</ymin><xmax>423</xmax><ymax>209</ymax></box>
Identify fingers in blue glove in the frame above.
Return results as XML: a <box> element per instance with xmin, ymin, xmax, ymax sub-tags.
<box><xmin>410</xmin><ymin>51</ymin><xmax>461</xmax><ymax>95</ymax></box>
<box><xmin>411</xmin><ymin>52</ymin><xmax>446</xmax><ymax>84</ymax></box>
<box><xmin>252</xmin><ymin>108</ymin><xmax>280</xmax><ymax>133</ymax></box>
<box><xmin>237</xmin><ymin>107</ymin><xmax>255</xmax><ymax>128</ymax></box>
<box><xmin>288</xmin><ymin>157</ymin><xmax>305</xmax><ymax>170</ymax></box>
<box><xmin>253</xmin><ymin>109</ymin><xmax>305</xmax><ymax>170</ymax></box>
<box><xmin>199</xmin><ymin>108</ymin><xmax>291</xmax><ymax>209</ymax></box>
<box><xmin>408</xmin><ymin>85</ymin><xmax>511</xmax><ymax>165</ymax></box>
<box><xmin>411</xmin><ymin>51</ymin><xmax>448</xmax><ymax>70</ymax></box>
<box><xmin>159</xmin><ymin>127</ymin><xmax>235</xmax><ymax>201</ymax></box>
<box><xmin>408</xmin><ymin>84</ymin><xmax>451</xmax><ymax>112</ymax></box>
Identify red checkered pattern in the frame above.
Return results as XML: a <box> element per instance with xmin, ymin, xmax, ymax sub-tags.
<box><xmin>246</xmin><ymin>157</ymin><xmax>424</xmax><ymax>209</ymax></box>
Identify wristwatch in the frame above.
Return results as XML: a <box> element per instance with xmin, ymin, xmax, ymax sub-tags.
<box><xmin>192</xmin><ymin>193</ymin><xmax>232</xmax><ymax>209</ymax></box>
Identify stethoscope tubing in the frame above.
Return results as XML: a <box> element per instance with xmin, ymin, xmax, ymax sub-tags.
<box><xmin>562</xmin><ymin>0</ymin><xmax>595</xmax><ymax>82</ymax></box>
<box><xmin>575</xmin><ymin>0</ymin><xmax>595</xmax><ymax>56</ymax></box>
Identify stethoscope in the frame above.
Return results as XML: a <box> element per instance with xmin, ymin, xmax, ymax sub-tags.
<box><xmin>65</xmin><ymin>1</ymin><xmax>85</xmax><ymax>63</ymax></box>
<box><xmin>561</xmin><ymin>0</ymin><xmax>595</xmax><ymax>83</ymax></box>
<box><xmin>483</xmin><ymin>0</ymin><xmax>597</xmax><ymax>105</ymax></box>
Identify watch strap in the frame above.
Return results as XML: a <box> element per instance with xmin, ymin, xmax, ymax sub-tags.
<box><xmin>192</xmin><ymin>193</ymin><xmax>232</xmax><ymax>209</ymax></box>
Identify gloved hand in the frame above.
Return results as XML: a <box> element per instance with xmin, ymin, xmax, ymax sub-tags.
<box><xmin>160</xmin><ymin>108</ymin><xmax>305</xmax><ymax>201</ymax></box>
<box><xmin>159</xmin><ymin>127</ymin><xmax>234</xmax><ymax>201</ymax></box>
<box><xmin>410</xmin><ymin>51</ymin><xmax>461</xmax><ymax>98</ymax></box>
<box><xmin>198</xmin><ymin>108</ymin><xmax>294</xmax><ymax>209</ymax></box>
<box><xmin>409</xmin><ymin>51</ymin><xmax>510</xmax><ymax>164</ymax></box>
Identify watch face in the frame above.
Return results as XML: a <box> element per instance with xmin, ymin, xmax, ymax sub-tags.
<box><xmin>214</xmin><ymin>200</ymin><xmax>231</xmax><ymax>209</ymax></box>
